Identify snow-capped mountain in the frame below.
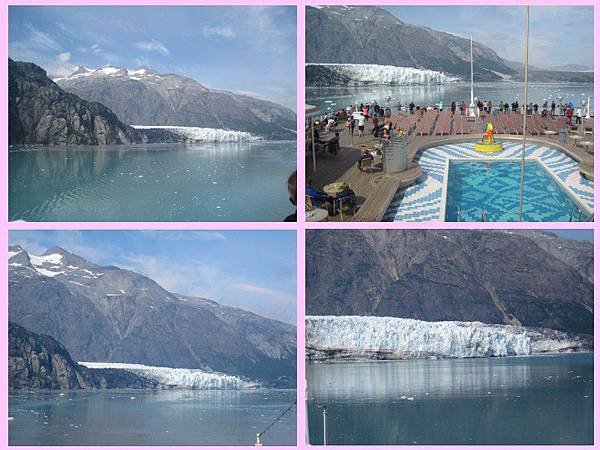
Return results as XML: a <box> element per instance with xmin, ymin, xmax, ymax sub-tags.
<box><xmin>9</xmin><ymin>245</ymin><xmax>296</xmax><ymax>387</ymax></box>
<box><xmin>8</xmin><ymin>59</ymin><xmax>155</xmax><ymax>146</ymax></box>
<box><xmin>306</xmin><ymin>63</ymin><xmax>459</xmax><ymax>87</ymax></box>
<box><xmin>306</xmin><ymin>316</ymin><xmax>592</xmax><ymax>361</ymax></box>
<box><xmin>56</xmin><ymin>65</ymin><xmax>296</xmax><ymax>140</ymax></box>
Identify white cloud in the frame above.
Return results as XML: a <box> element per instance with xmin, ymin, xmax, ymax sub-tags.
<box><xmin>201</xmin><ymin>26</ymin><xmax>236</xmax><ymax>39</ymax></box>
<box><xmin>21</xmin><ymin>23</ymin><xmax>62</xmax><ymax>52</ymax></box>
<box><xmin>232</xmin><ymin>282</ymin><xmax>296</xmax><ymax>304</ymax></box>
<box><xmin>57</xmin><ymin>51</ymin><xmax>70</xmax><ymax>62</ymax></box>
<box><xmin>134</xmin><ymin>39</ymin><xmax>170</xmax><ymax>56</ymax></box>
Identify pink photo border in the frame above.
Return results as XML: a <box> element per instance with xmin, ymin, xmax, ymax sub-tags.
<box><xmin>1</xmin><ymin>0</ymin><xmax>598</xmax><ymax>448</ymax></box>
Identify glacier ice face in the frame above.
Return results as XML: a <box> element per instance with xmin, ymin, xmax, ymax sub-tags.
<box><xmin>79</xmin><ymin>362</ymin><xmax>246</xmax><ymax>390</ymax></box>
<box><xmin>307</xmin><ymin>63</ymin><xmax>460</xmax><ymax>86</ymax></box>
<box><xmin>132</xmin><ymin>125</ymin><xmax>260</xmax><ymax>143</ymax></box>
<box><xmin>306</xmin><ymin>316</ymin><xmax>589</xmax><ymax>361</ymax></box>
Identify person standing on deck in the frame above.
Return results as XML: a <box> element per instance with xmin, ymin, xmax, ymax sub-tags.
<box><xmin>348</xmin><ymin>117</ymin><xmax>355</xmax><ymax>137</ymax></box>
<box><xmin>575</xmin><ymin>107</ymin><xmax>582</xmax><ymax>124</ymax></box>
<box><xmin>551</xmin><ymin>101</ymin><xmax>556</xmax><ymax>116</ymax></box>
<box><xmin>504</xmin><ymin>102</ymin><xmax>509</xmax><ymax>114</ymax></box>
<box><xmin>566</xmin><ymin>106</ymin><xmax>574</xmax><ymax>124</ymax></box>
<box><xmin>409</xmin><ymin>102</ymin><xmax>415</xmax><ymax>114</ymax></box>
<box><xmin>357</xmin><ymin>114</ymin><xmax>366</xmax><ymax>137</ymax></box>
<box><xmin>372</xmin><ymin>115</ymin><xmax>379</xmax><ymax>131</ymax></box>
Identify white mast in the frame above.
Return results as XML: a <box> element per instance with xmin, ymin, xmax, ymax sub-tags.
<box><xmin>586</xmin><ymin>96</ymin><xmax>591</xmax><ymax>119</ymax></box>
<box><xmin>469</xmin><ymin>35</ymin><xmax>476</xmax><ymax>117</ymax></box>
<box><xmin>518</xmin><ymin>6</ymin><xmax>529</xmax><ymax>222</ymax></box>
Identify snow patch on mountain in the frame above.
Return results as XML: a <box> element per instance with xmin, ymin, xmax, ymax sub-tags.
<box><xmin>307</xmin><ymin>63</ymin><xmax>460</xmax><ymax>86</ymax></box>
<box><xmin>29</xmin><ymin>253</ymin><xmax>63</xmax><ymax>266</ymax></box>
<box><xmin>133</xmin><ymin>126</ymin><xmax>260</xmax><ymax>143</ymax></box>
<box><xmin>55</xmin><ymin>66</ymin><xmax>164</xmax><ymax>83</ymax></box>
<box><xmin>79</xmin><ymin>362</ymin><xmax>246</xmax><ymax>389</ymax></box>
<box><xmin>306</xmin><ymin>316</ymin><xmax>590</xmax><ymax>361</ymax></box>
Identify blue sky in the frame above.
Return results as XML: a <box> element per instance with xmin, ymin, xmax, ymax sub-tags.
<box><xmin>544</xmin><ymin>229</ymin><xmax>594</xmax><ymax>242</ymax></box>
<box><xmin>9</xmin><ymin>6</ymin><xmax>297</xmax><ymax>109</ymax></box>
<box><xmin>384</xmin><ymin>6</ymin><xmax>593</xmax><ymax>69</ymax></box>
<box><xmin>9</xmin><ymin>230</ymin><xmax>297</xmax><ymax>324</ymax></box>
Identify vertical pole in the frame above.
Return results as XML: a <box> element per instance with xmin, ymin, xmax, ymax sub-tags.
<box><xmin>469</xmin><ymin>35</ymin><xmax>475</xmax><ymax>117</ymax></box>
<box><xmin>586</xmin><ymin>96</ymin><xmax>591</xmax><ymax>119</ymax></box>
<box><xmin>322</xmin><ymin>406</ymin><xmax>327</xmax><ymax>446</ymax></box>
<box><xmin>518</xmin><ymin>6</ymin><xmax>529</xmax><ymax>222</ymax></box>
<box><xmin>311</xmin><ymin>118</ymin><xmax>317</xmax><ymax>172</ymax></box>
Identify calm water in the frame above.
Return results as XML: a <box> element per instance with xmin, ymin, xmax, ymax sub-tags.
<box><xmin>307</xmin><ymin>82</ymin><xmax>594</xmax><ymax>115</ymax></box>
<box><xmin>9</xmin><ymin>389</ymin><xmax>296</xmax><ymax>446</ymax></box>
<box><xmin>445</xmin><ymin>160</ymin><xmax>591</xmax><ymax>222</ymax></box>
<box><xmin>307</xmin><ymin>354</ymin><xmax>593</xmax><ymax>445</ymax></box>
<box><xmin>9</xmin><ymin>142</ymin><xmax>296</xmax><ymax>222</ymax></box>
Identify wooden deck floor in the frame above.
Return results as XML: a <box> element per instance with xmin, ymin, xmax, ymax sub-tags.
<box><xmin>306</xmin><ymin>115</ymin><xmax>593</xmax><ymax>222</ymax></box>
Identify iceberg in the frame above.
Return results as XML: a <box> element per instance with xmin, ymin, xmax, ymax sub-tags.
<box><xmin>307</xmin><ymin>63</ymin><xmax>460</xmax><ymax>86</ymax></box>
<box><xmin>132</xmin><ymin>125</ymin><xmax>260</xmax><ymax>143</ymax></box>
<box><xmin>306</xmin><ymin>316</ymin><xmax>590</xmax><ymax>361</ymax></box>
<box><xmin>79</xmin><ymin>362</ymin><xmax>246</xmax><ymax>389</ymax></box>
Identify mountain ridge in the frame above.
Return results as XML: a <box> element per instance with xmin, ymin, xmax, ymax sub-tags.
<box><xmin>305</xmin><ymin>6</ymin><xmax>593</xmax><ymax>85</ymax></box>
<box><xmin>56</xmin><ymin>65</ymin><xmax>296</xmax><ymax>140</ymax></box>
<box><xmin>9</xmin><ymin>245</ymin><xmax>296</xmax><ymax>387</ymax></box>
<box><xmin>306</xmin><ymin>230</ymin><xmax>593</xmax><ymax>336</ymax></box>
<box><xmin>8</xmin><ymin>59</ymin><xmax>178</xmax><ymax>146</ymax></box>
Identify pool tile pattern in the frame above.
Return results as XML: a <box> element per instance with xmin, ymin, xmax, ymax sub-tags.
<box><xmin>383</xmin><ymin>142</ymin><xmax>594</xmax><ymax>222</ymax></box>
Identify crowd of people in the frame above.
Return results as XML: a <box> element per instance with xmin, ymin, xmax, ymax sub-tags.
<box><xmin>317</xmin><ymin>96</ymin><xmax>588</xmax><ymax>137</ymax></box>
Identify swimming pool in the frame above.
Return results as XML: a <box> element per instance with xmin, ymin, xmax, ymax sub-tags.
<box><xmin>384</xmin><ymin>142</ymin><xmax>594</xmax><ymax>222</ymax></box>
<box><xmin>444</xmin><ymin>160</ymin><xmax>590</xmax><ymax>222</ymax></box>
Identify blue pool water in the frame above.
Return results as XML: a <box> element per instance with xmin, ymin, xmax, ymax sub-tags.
<box><xmin>445</xmin><ymin>160</ymin><xmax>590</xmax><ymax>222</ymax></box>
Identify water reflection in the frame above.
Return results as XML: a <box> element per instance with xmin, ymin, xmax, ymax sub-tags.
<box><xmin>9</xmin><ymin>142</ymin><xmax>295</xmax><ymax>221</ymax></box>
<box><xmin>307</xmin><ymin>355</ymin><xmax>593</xmax><ymax>445</ymax></box>
<box><xmin>10</xmin><ymin>389</ymin><xmax>297</xmax><ymax>446</ymax></box>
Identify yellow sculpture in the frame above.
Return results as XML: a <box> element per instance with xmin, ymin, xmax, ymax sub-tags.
<box><xmin>474</xmin><ymin>121</ymin><xmax>503</xmax><ymax>152</ymax></box>
<box><xmin>483</xmin><ymin>122</ymin><xmax>494</xmax><ymax>144</ymax></box>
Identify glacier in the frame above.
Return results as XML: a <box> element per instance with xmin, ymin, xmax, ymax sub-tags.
<box><xmin>306</xmin><ymin>316</ymin><xmax>590</xmax><ymax>361</ymax></box>
<box><xmin>132</xmin><ymin>125</ymin><xmax>260</xmax><ymax>143</ymax></box>
<box><xmin>79</xmin><ymin>362</ymin><xmax>246</xmax><ymax>390</ymax></box>
<box><xmin>307</xmin><ymin>63</ymin><xmax>460</xmax><ymax>86</ymax></box>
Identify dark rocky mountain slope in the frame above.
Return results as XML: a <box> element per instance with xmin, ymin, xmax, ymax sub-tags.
<box><xmin>306</xmin><ymin>6</ymin><xmax>592</xmax><ymax>85</ymax></box>
<box><xmin>306</xmin><ymin>230</ymin><xmax>593</xmax><ymax>335</ymax></box>
<box><xmin>9</xmin><ymin>322</ymin><xmax>157</xmax><ymax>390</ymax></box>
<box><xmin>306</xmin><ymin>6</ymin><xmax>515</xmax><ymax>82</ymax></box>
<box><xmin>56</xmin><ymin>66</ymin><xmax>296</xmax><ymax>140</ymax></box>
<box><xmin>9</xmin><ymin>245</ymin><xmax>296</xmax><ymax>386</ymax></box>
<box><xmin>8</xmin><ymin>59</ymin><xmax>178</xmax><ymax>146</ymax></box>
